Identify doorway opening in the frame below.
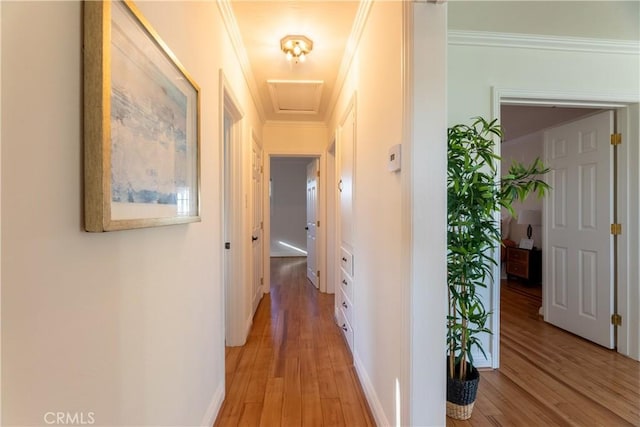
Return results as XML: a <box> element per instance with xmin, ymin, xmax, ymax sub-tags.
<box><xmin>492</xmin><ymin>90</ymin><xmax>639</xmax><ymax>368</ymax></box>
<box><xmin>268</xmin><ymin>156</ymin><xmax>321</xmax><ymax>290</ymax></box>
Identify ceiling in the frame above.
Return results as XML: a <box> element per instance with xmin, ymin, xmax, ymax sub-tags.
<box><xmin>229</xmin><ymin>1</ymin><xmax>360</xmax><ymax>123</ymax></box>
<box><xmin>501</xmin><ymin>106</ymin><xmax>601</xmax><ymax>142</ymax></box>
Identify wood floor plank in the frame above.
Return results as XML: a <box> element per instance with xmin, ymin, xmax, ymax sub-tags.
<box><xmin>238</xmin><ymin>402</ymin><xmax>262</xmax><ymax>427</ymax></box>
<box><xmin>259</xmin><ymin>377</ymin><xmax>284</xmax><ymax>427</ymax></box>
<box><xmin>321</xmin><ymin>398</ymin><xmax>346</xmax><ymax>427</ymax></box>
<box><xmin>281</xmin><ymin>357</ymin><xmax>302</xmax><ymax>426</ymax></box>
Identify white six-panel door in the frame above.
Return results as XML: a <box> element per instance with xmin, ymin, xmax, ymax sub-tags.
<box><xmin>544</xmin><ymin>110</ymin><xmax>614</xmax><ymax>349</ymax></box>
<box><xmin>306</xmin><ymin>159</ymin><xmax>319</xmax><ymax>288</ymax></box>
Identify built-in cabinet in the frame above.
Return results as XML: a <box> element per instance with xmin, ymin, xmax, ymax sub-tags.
<box><xmin>336</xmin><ymin>102</ymin><xmax>356</xmax><ymax>353</ymax></box>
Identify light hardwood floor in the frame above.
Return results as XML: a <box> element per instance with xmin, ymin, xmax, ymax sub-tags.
<box><xmin>214</xmin><ymin>257</ymin><xmax>375</xmax><ymax>427</ymax></box>
<box><xmin>216</xmin><ymin>258</ymin><xmax>639</xmax><ymax>426</ymax></box>
<box><xmin>449</xmin><ymin>280</ymin><xmax>640</xmax><ymax>426</ymax></box>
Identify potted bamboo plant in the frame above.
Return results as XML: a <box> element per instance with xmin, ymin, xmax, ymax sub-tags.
<box><xmin>447</xmin><ymin>117</ymin><xmax>549</xmax><ymax>420</ymax></box>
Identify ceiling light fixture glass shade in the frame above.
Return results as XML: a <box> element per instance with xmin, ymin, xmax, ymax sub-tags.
<box><xmin>280</xmin><ymin>35</ymin><xmax>313</xmax><ymax>64</ymax></box>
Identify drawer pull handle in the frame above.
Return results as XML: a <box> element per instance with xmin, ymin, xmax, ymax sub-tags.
<box><xmin>342</xmin><ymin>301</ymin><xmax>348</xmax><ymax>308</ymax></box>
<box><xmin>342</xmin><ymin>257</ymin><xmax>348</xmax><ymax>262</ymax></box>
<box><xmin>341</xmin><ymin>324</ymin><xmax>348</xmax><ymax>332</ymax></box>
<box><xmin>342</xmin><ymin>279</ymin><xmax>348</xmax><ymax>285</ymax></box>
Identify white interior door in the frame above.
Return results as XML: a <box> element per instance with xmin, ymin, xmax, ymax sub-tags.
<box><xmin>544</xmin><ymin>110</ymin><xmax>614</xmax><ymax>349</ymax></box>
<box><xmin>251</xmin><ymin>139</ymin><xmax>264</xmax><ymax>313</ymax></box>
<box><xmin>306</xmin><ymin>159</ymin><xmax>319</xmax><ymax>288</ymax></box>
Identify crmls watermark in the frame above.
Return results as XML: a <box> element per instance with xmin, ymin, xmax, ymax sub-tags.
<box><xmin>43</xmin><ymin>412</ymin><xmax>95</xmax><ymax>425</ymax></box>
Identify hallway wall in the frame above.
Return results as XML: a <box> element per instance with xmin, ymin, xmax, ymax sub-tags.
<box><xmin>327</xmin><ymin>2</ymin><xmax>411</xmax><ymax>424</ymax></box>
<box><xmin>1</xmin><ymin>2</ymin><xmax>261</xmax><ymax>426</ymax></box>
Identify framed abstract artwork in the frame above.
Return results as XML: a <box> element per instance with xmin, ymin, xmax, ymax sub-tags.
<box><xmin>84</xmin><ymin>0</ymin><xmax>201</xmax><ymax>232</ymax></box>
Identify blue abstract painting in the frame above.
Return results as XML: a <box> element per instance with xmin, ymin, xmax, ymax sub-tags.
<box><xmin>110</xmin><ymin>17</ymin><xmax>188</xmax><ymax>206</ymax></box>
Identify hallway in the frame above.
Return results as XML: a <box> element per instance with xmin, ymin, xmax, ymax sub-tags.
<box><xmin>215</xmin><ymin>257</ymin><xmax>375</xmax><ymax>426</ymax></box>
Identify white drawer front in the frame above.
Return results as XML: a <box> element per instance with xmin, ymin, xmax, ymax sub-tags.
<box><xmin>336</xmin><ymin>308</ymin><xmax>354</xmax><ymax>353</ymax></box>
<box><xmin>339</xmin><ymin>288</ymin><xmax>354</xmax><ymax>325</ymax></box>
<box><xmin>339</xmin><ymin>269</ymin><xmax>353</xmax><ymax>300</ymax></box>
<box><xmin>340</xmin><ymin>247</ymin><xmax>354</xmax><ymax>276</ymax></box>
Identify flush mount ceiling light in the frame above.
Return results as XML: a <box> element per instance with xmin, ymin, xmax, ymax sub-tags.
<box><xmin>280</xmin><ymin>35</ymin><xmax>313</xmax><ymax>63</ymax></box>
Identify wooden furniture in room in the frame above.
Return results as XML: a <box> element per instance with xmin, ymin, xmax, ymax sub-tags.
<box><xmin>506</xmin><ymin>246</ymin><xmax>542</xmax><ymax>284</ymax></box>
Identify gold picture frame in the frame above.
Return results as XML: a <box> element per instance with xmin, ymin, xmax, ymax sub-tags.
<box><xmin>84</xmin><ymin>0</ymin><xmax>201</xmax><ymax>232</ymax></box>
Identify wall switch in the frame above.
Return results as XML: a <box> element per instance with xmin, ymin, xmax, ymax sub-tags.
<box><xmin>388</xmin><ymin>144</ymin><xmax>401</xmax><ymax>172</ymax></box>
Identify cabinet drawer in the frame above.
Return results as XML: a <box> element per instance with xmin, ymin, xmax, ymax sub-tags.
<box><xmin>339</xmin><ymin>269</ymin><xmax>353</xmax><ymax>300</ymax></box>
<box><xmin>340</xmin><ymin>247</ymin><xmax>354</xmax><ymax>276</ymax></box>
<box><xmin>507</xmin><ymin>261</ymin><xmax>528</xmax><ymax>277</ymax></box>
<box><xmin>336</xmin><ymin>308</ymin><xmax>353</xmax><ymax>353</ymax></box>
<box><xmin>508</xmin><ymin>248</ymin><xmax>528</xmax><ymax>262</ymax></box>
<box><xmin>339</xmin><ymin>288</ymin><xmax>353</xmax><ymax>325</ymax></box>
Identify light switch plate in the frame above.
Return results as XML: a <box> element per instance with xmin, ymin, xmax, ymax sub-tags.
<box><xmin>388</xmin><ymin>144</ymin><xmax>401</xmax><ymax>172</ymax></box>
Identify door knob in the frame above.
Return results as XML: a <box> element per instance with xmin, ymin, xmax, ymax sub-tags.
<box><xmin>338</xmin><ymin>179</ymin><xmax>343</xmax><ymax>192</ymax></box>
<box><xmin>305</xmin><ymin>226</ymin><xmax>309</xmax><ymax>230</ymax></box>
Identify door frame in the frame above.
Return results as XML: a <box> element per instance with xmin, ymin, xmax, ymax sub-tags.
<box><xmin>263</xmin><ymin>152</ymin><xmax>327</xmax><ymax>294</ymax></box>
<box><xmin>220</xmin><ymin>71</ymin><xmax>247</xmax><ymax>346</ymax></box>
<box><xmin>491</xmin><ymin>87</ymin><xmax>640</xmax><ymax>367</ymax></box>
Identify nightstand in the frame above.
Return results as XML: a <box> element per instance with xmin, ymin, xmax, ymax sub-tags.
<box><xmin>506</xmin><ymin>246</ymin><xmax>542</xmax><ymax>284</ymax></box>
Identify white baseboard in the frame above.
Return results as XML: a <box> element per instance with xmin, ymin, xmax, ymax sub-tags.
<box><xmin>353</xmin><ymin>351</ymin><xmax>391</xmax><ymax>427</ymax></box>
<box><xmin>200</xmin><ymin>382</ymin><xmax>225</xmax><ymax>427</ymax></box>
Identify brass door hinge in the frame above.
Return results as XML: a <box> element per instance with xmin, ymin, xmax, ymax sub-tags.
<box><xmin>611</xmin><ymin>133</ymin><xmax>622</xmax><ymax>146</ymax></box>
<box><xmin>611</xmin><ymin>313</ymin><xmax>622</xmax><ymax>326</ymax></box>
<box><xmin>611</xmin><ymin>223</ymin><xmax>622</xmax><ymax>235</ymax></box>
<box><xmin>317</xmin><ymin>270</ymin><xmax>320</xmax><ymax>278</ymax></box>
<box><xmin>317</xmin><ymin>170</ymin><xmax>320</xmax><ymax>177</ymax></box>
<box><xmin>317</xmin><ymin>220</ymin><xmax>320</xmax><ymax>227</ymax></box>
<box><xmin>260</xmin><ymin>221</ymin><xmax>263</xmax><ymax>230</ymax></box>
<box><xmin>260</xmin><ymin>277</ymin><xmax>264</xmax><ymax>285</ymax></box>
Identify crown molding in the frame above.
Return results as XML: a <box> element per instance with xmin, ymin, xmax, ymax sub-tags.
<box><xmin>217</xmin><ymin>0</ymin><xmax>266</xmax><ymax>123</ymax></box>
<box><xmin>324</xmin><ymin>0</ymin><xmax>374</xmax><ymax>124</ymax></box>
<box><xmin>448</xmin><ymin>30</ymin><xmax>640</xmax><ymax>55</ymax></box>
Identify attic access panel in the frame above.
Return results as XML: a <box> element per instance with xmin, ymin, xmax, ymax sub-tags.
<box><xmin>267</xmin><ymin>80</ymin><xmax>324</xmax><ymax>115</ymax></box>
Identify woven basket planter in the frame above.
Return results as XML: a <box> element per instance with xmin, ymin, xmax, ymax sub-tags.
<box><xmin>446</xmin><ymin>362</ymin><xmax>480</xmax><ymax>420</ymax></box>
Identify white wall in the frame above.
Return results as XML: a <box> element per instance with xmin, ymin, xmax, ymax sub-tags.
<box><xmin>501</xmin><ymin>132</ymin><xmax>545</xmax><ymax>247</ymax></box>
<box><xmin>1</xmin><ymin>2</ymin><xmax>261</xmax><ymax>425</ymax></box>
<box><xmin>449</xmin><ymin>1</ymin><xmax>639</xmax><ymax>40</ymax></box>
<box><xmin>269</xmin><ymin>157</ymin><xmax>311</xmax><ymax>257</ymax></box>
<box><xmin>327</xmin><ymin>2</ymin><xmax>445</xmax><ymax>425</ymax></box>
<box><xmin>409</xmin><ymin>3</ymin><xmax>448</xmax><ymax>425</ymax></box>
<box><xmin>448</xmin><ymin>5</ymin><xmax>640</xmax><ymax>366</ymax></box>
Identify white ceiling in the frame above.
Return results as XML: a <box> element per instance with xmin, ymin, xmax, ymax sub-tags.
<box><xmin>230</xmin><ymin>1</ymin><xmax>360</xmax><ymax>123</ymax></box>
<box><xmin>501</xmin><ymin>106</ymin><xmax>601</xmax><ymax>142</ymax></box>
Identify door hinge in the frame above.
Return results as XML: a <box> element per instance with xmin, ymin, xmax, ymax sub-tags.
<box><xmin>611</xmin><ymin>133</ymin><xmax>622</xmax><ymax>146</ymax></box>
<box><xmin>224</xmin><ymin>242</ymin><xmax>231</xmax><ymax>250</ymax></box>
<box><xmin>260</xmin><ymin>277</ymin><xmax>264</xmax><ymax>285</ymax></box>
<box><xmin>317</xmin><ymin>270</ymin><xmax>320</xmax><ymax>278</ymax></box>
<box><xmin>611</xmin><ymin>313</ymin><xmax>622</xmax><ymax>326</ymax></box>
<box><xmin>260</xmin><ymin>221</ymin><xmax>263</xmax><ymax>230</ymax></box>
<box><xmin>260</xmin><ymin>165</ymin><xmax>264</xmax><ymax>173</ymax></box>
<box><xmin>317</xmin><ymin>170</ymin><xmax>320</xmax><ymax>177</ymax></box>
<box><xmin>611</xmin><ymin>223</ymin><xmax>622</xmax><ymax>235</ymax></box>
<box><xmin>317</xmin><ymin>220</ymin><xmax>320</xmax><ymax>227</ymax></box>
